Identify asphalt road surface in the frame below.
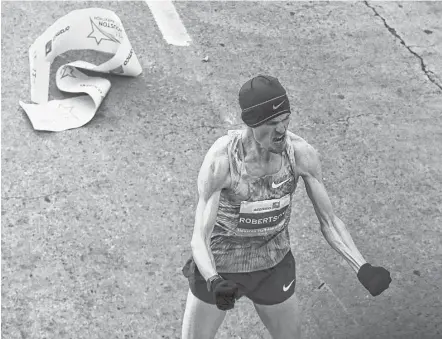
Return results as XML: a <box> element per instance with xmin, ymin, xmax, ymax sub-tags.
<box><xmin>2</xmin><ymin>1</ymin><xmax>442</xmax><ymax>339</ymax></box>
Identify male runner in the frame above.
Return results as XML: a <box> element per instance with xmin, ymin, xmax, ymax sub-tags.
<box><xmin>181</xmin><ymin>75</ymin><xmax>392</xmax><ymax>339</ymax></box>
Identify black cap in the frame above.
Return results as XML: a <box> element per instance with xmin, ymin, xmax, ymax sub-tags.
<box><xmin>239</xmin><ymin>75</ymin><xmax>290</xmax><ymax>127</ymax></box>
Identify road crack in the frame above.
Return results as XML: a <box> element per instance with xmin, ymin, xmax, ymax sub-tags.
<box><xmin>364</xmin><ymin>1</ymin><xmax>442</xmax><ymax>92</ymax></box>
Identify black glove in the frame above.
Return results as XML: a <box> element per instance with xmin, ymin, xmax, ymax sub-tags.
<box><xmin>357</xmin><ymin>263</ymin><xmax>392</xmax><ymax>296</ymax></box>
<box><xmin>212</xmin><ymin>277</ymin><xmax>239</xmax><ymax>311</ymax></box>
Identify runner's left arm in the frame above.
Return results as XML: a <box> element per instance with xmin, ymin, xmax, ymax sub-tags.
<box><xmin>298</xmin><ymin>143</ymin><xmax>367</xmax><ymax>273</ymax></box>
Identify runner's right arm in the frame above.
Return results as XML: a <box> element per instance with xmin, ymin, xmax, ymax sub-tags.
<box><xmin>191</xmin><ymin>136</ymin><xmax>231</xmax><ymax>281</ymax></box>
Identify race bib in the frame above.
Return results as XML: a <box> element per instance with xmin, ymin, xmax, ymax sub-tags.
<box><xmin>237</xmin><ymin>194</ymin><xmax>290</xmax><ymax>235</ymax></box>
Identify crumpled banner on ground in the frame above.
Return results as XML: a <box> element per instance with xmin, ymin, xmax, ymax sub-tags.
<box><xmin>19</xmin><ymin>8</ymin><xmax>142</xmax><ymax>132</ymax></box>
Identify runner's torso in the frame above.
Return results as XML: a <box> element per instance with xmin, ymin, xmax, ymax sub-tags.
<box><xmin>211</xmin><ymin>130</ymin><xmax>299</xmax><ymax>273</ymax></box>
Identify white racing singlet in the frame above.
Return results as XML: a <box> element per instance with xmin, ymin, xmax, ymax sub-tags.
<box><xmin>211</xmin><ymin>130</ymin><xmax>298</xmax><ymax>273</ymax></box>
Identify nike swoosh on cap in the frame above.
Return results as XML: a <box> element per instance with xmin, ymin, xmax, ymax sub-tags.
<box><xmin>273</xmin><ymin>99</ymin><xmax>286</xmax><ymax>110</ymax></box>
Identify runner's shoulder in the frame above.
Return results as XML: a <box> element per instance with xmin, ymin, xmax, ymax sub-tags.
<box><xmin>286</xmin><ymin>131</ymin><xmax>320</xmax><ymax>171</ymax></box>
<box><xmin>286</xmin><ymin>131</ymin><xmax>317</xmax><ymax>153</ymax></box>
<box><xmin>200</xmin><ymin>135</ymin><xmax>231</xmax><ymax>187</ymax></box>
<box><xmin>206</xmin><ymin>134</ymin><xmax>230</xmax><ymax>164</ymax></box>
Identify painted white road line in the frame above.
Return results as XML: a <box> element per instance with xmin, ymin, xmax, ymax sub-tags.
<box><xmin>145</xmin><ymin>1</ymin><xmax>240</xmax><ymax>126</ymax></box>
<box><xmin>145</xmin><ymin>0</ymin><xmax>192</xmax><ymax>46</ymax></box>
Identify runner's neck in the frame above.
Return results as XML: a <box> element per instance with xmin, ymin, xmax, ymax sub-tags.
<box><xmin>241</xmin><ymin>129</ymin><xmax>282</xmax><ymax>163</ymax></box>
<box><xmin>240</xmin><ymin>129</ymin><xmax>283</xmax><ymax>177</ymax></box>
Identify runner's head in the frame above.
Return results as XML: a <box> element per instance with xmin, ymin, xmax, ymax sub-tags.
<box><xmin>239</xmin><ymin>75</ymin><xmax>291</xmax><ymax>154</ymax></box>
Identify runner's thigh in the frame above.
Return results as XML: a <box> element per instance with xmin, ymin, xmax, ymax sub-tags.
<box><xmin>182</xmin><ymin>289</ymin><xmax>226</xmax><ymax>339</ymax></box>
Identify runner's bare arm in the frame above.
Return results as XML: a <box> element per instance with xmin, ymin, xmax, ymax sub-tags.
<box><xmin>297</xmin><ymin>142</ymin><xmax>367</xmax><ymax>273</ymax></box>
<box><xmin>191</xmin><ymin>136</ymin><xmax>231</xmax><ymax>281</ymax></box>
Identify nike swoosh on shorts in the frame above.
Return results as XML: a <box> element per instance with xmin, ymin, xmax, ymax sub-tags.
<box><xmin>283</xmin><ymin>279</ymin><xmax>295</xmax><ymax>292</ymax></box>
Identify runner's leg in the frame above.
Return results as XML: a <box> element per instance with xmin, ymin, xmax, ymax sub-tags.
<box><xmin>253</xmin><ymin>292</ymin><xmax>302</xmax><ymax>339</ymax></box>
<box><xmin>182</xmin><ymin>289</ymin><xmax>226</xmax><ymax>339</ymax></box>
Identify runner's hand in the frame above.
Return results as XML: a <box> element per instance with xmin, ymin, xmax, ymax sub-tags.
<box><xmin>357</xmin><ymin>263</ymin><xmax>392</xmax><ymax>296</ymax></box>
<box><xmin>212</xmin><ymin>278</ymin><xmax>239</xmax><ymax>311</ymax></box>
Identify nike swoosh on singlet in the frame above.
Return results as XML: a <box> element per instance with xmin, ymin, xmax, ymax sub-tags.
<box><xmin>283</xmin><ymin>279</ymin><xmax>295</xmax><ymax>292</ymax></box>
<box><xmin>272</xmin><ymin>178</ymin><xmax>290</xmax><ymax>189</ymax></box>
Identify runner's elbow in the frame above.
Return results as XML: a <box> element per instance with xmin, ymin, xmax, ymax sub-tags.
<box><xmin>319</xmin><ymin>214</ymin><xmax>338</xmax><ymax>231</ymax></box>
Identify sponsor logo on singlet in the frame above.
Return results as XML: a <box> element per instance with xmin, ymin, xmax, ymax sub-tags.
<box><xmin>236</xmin><ymin>194</ymin><xmax>290</xmax><ymax>235</ymax></box>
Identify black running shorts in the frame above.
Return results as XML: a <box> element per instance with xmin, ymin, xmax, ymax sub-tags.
<box><xmin>182</xmin><ymin>250</ymin><xmax>296</xmax><ymax>306</ymax></box>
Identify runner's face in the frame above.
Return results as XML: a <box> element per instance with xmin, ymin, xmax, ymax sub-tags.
<box><xmin>252</xmin><ymin>113</ymin><xmax>290</xmax><ymax>154</ymax></box>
